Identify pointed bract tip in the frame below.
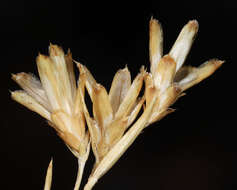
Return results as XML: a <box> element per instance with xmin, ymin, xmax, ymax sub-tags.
<box><xmin>93</xmin><ymin>83</ymin><xmax>101</xmax><ymax>91</ymax></box>
<box><xmin>201</xmin><ymin>59</ymin><xmax>225</xmax><ymax>69</ymax></box>
<box><xmin>66</xmin><ymin>48</ymin><xmax>72</xmax><ymax>56</ymax></box>
<box><xmin>49</xmin><ymin>43</ymin><xmax>64</xmax><ymax>56</ymax></box>
<box><xmin>11</xmin><ymin>72</ymin><xmax>29</xmax><ymax>81</ymax></box>
<box><xmin>187</xmin><ymin>20</ymin><xmax>199</xmax><ymax>32</ymax></box>
<box><xmin>11</xmin><ymin>72</ymin><xmax>22</xmax><ymax>82</ymax></box>
<box><xmin>10</xmin><ymin>90</ymin><xmax>23</xmax><ymax>99</ymax></box>
<box><xmin>11</xmin><ymin>73</ymin><xmax>17</xmax><ymax>80</ymax></box>
<box><xmin>150</xmin><ymin>17</ymin><xmax>159</xmax><ymax>24</ymax></box>
<box><xmin>210</xmin><ymin>59</ymin><xmax>225</xmax><ymax>68</ymax></box>
<box><xmin>36</xmin><ymin>53</ymin><xmax>50</xmax><ymax>63</ymax></box>
<box><xmin>73</xmin><ymin>59</ymin><xmax>81</xmax><ymax>66</ymax></box>
<box><xmin>140</xmin><ymin>65</ymin><xmax>146</xmax><ymax>74</ymax></box>
<box><xmin>49</xmin><ymin>158</ymin><xmax>53</xmax><ymax>166</ymax></box>
<box><xmin>120</xmin><ymin>65</ymin><xmax>129</xmax><ymax>73</ymax></box>
<box><xmin>124</xmin><ymin>64</ymin><xmax>129</xmax><ymax>70</ymax></box>
<box><xmin>9</xmin><ymin>89</ymin><xmax>14</xmax><ymax>95</ymax></box>
<box><xmin>74</xmin><ymin>60</ymin><xmax>85</xmax><ymax>74</ymax></box>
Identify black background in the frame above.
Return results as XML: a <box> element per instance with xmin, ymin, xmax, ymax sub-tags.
<box><xmin>1</xmin><ymin>0</ymin><xmax>237</xmax><ymax>189</ymax></box>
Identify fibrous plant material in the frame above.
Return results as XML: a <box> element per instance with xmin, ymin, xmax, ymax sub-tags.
<box><xmin>11</xmin><ymin>18</ymin><xmax>223</xmax><ymax>190</ymax></box>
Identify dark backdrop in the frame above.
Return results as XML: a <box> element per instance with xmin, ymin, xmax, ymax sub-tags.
<box><xmin>2</xmin><ymin>0</ymin><xmax>237</xmax><ymax>189</ymax></box>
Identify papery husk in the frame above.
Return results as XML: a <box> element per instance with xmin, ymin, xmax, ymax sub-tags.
<box><xmin>11</xmin><ymin>72</ymin><xmax>51</xmax><ymax>111</ymax></box>
<box><xmin>169</xmin><ymin>20</ymin><xmax>199</xmax><ymax>72</ymax></box>
<box><xmin>115</xmin><ymin>70</ymin><xmax>144</xmax><ymax>119</ymax></box>
<box><xmin>177</xmin><ymin>59</ymin><xmax>224</xmax><ymax>91</ymax></box>
<box><xmin>11</xmin><ymin>90</ymin><xmax>51</xmax><ymax>120</ymax></box>
<box><xmin>153</xmin><ymin>55</ymin><xmax>176</xmax><ymax>92</ymax></box>
<box><xmin>36</xmin><ymin>54</ymin><xmax>61</xmax><ymax>111</ymax></box>
<box><xmin>92</xmin><ymin>84</ymin><xmax>113</xmax><ymax>129</ymax></box>
<box><xmin>109</xmin><ymin>67</ymin><xmax>131</xmax><ymax>114</ymax></box>
<box><xmin>149</xmin><ymin>18</ymin><xmax>163</xmax><ymax>76</ymax></box>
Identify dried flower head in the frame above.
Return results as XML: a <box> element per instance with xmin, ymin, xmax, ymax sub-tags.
<box><xmin>146</xmin><ymin>19</ymin><xmax>224</xmax><ymax>124</ymax></box>
<box><xmin>76</xmin><ymin>62</ymin><xmax>145</xmax><ymax>162</ymax></box>
<box><xmin>82</xmin><ymin>18</ymin><xmax>223</xmax><ymax>190</ymax></box>
<box><xmin>11</xmin><ymin>44</ymin><xmax>90</xmax><ymax>189</ymax></box>
<box><xmin>10</xmin><ymin>17</ymin><xmax>223</xmax><ymax>190</ymax></box>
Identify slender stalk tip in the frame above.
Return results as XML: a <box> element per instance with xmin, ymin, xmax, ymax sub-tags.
<box><xmin>44</xmin><ymin>158</ymin><xmax>53</xmax><ymax>190</ymax></box>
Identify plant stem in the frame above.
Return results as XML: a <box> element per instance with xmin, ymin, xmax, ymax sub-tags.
<box><xmin>74</xmin><ymin>144</ymin><xmax>90</xmax><ymax>190</ymax></box>
<box><xmin>74</xmin><ymin>158</ymin><xmax>86</xmax><ymax>190</ymax></box>
<box><xmin>83</xmin><ymin>176</ymin><xmax>98</xmax><ymax>190</ymax></box>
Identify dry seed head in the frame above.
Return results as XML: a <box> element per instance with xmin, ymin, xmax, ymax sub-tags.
<box><xmin>10</xmin><ymin>18</ymin><xmax>224</xmax><ymax>190</ymax></box>
<box><xmin>12</xmin><ymin>44</ymin><xmax>89</xmax><ymax>158</ymax></box>
<box><xmin>84</xmin><ymin>19</ymin><xmax>223</xmax><ymax>189</ymax></box>
<box><xmin>77</xmin><ymin>63</ymin><xmax>145</xmax><ymax>163</ymax></box>
<box><xmin>145</xmin><ymin>19</ymin><xmax>223</xmax><ymax>125</ymax></box>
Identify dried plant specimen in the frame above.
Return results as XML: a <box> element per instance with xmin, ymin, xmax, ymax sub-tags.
<box><xmin>11</xmin><ymin>45</ymin><xmax>90</xmax><ymax>189</ymax></box>
<box><xmin>11</xmin><ymin>18</ymin><xmax>223</xmax><ymax>190</ymax></box>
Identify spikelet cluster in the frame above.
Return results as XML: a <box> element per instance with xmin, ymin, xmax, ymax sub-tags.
<box><xmin>11</xmin><ymin>18</ymin><xmax>223</xmax><ymax>190</ymax></box>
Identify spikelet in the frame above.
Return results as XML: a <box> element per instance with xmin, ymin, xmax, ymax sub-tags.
<box><xmin>146</xmin><ymin>18</ymin><xmax>224</xmax><ymax>124</ymax></box>
<box><xmin>76</xmin><ymin>63</ymin><xmax>145</xmax><ymax>163</ymax></box>
<box><xmin>83</xmin><ymin>18</ymin><xmax>223</xmax><ymax>190</ymax></box>
<box><xmin>11</xmin><ymin>44</ymin><xmax>90</xmax><ymax>190</ymax></box>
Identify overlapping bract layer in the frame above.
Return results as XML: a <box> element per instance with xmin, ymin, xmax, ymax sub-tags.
<box><xmin>77</xmin><ymin>63</ymin><xmax>145</xmax><ymax>164</ymax></box>
<box><xmin>146</xmin><ymin>18</ymin><xmax>223</xmax><ymax>125</ymax></box>
<box><xmin>83</xmin><ymin>18</ymin><xmax>223</xmax><ymax>190</ymax></box>
<box><xmin>11</xmin><ymin>18</ymin><xmax>223</xmax><ymax>190</ymax></box>
<box><xmin>11</xmin><ymin>44</ymin><xmax>89</xmax><ymax>158</ymax></box>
